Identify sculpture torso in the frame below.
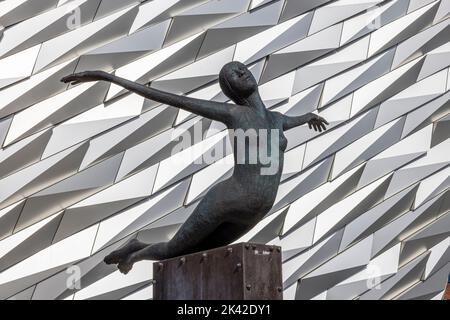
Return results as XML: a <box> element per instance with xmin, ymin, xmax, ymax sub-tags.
<box><xmin>61</xmin><ymin>63</ymin><xmax>328</xmax><ymax>271</ymax></box>
<box><xmin>224</xmin><ymin>107</ymin><xmax>287</xmax><ymax>223</ymax></box>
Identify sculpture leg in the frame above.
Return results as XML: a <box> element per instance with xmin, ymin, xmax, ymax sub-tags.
<box><xmin>192</xmin><ymin>221</ymin><xmax>253</xmax><ymax>252</ymax></box>
<box><xmin>104</xmin><ymin>238</ymin><xmax>148</xmax><ymax>265</ymax></box>
<box><xmin>116</xmin><ymin>220</ymin><xmax>255</xmax><ymax>274</ymax></box>
<box><xmin>115</xmin><ymin>191</ymin><xmax>224</xmax><ymax>274</ymax></box>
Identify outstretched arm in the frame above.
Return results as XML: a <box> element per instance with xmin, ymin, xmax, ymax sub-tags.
<box><xmin>61</xmin><ymin>71</ymin><xmax>239</xmax><ymax>125</ymax></box>
<box><xmin>281</xmin><ymin>112</ymin><xmax>329</xmax><ymax>132</ymax></box>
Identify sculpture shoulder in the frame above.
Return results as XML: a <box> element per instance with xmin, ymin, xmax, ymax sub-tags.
<box><xmin>226</xmin><ymin>104</ymin><xmax>252</xmax><ymax>124</ymax></box>
<box><xmin>269</xmin><ymin>111</ymin><xmax>286</xmax><ymax>125</ymax></box>
<box><xmin>228</xmin><ymin>103</ymin><xmax>247</xmax><ymax>115</ymax></box>
<box><xmin>197</xmin><ymin>101</ymin><xmax>247</xmax><ymax>126</ymax></box>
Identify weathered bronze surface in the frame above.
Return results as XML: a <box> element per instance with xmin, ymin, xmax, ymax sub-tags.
<box><xmin>61</xmin><ymin>62</ymin><xmax>328</xmax><ymax>274</ymax></box>
<box><xmin>153</xmin><ymin>242</ymin><xmax>283</xmax><ymax>300</ymax></box>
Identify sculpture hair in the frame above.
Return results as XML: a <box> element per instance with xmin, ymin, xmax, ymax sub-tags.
<box><xmin>219</xmin><ymin>65</ymin><xmax>247</xmax><ymax>106</ymax></box>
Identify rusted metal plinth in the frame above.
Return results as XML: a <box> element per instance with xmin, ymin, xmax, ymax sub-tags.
<box><xmin>153</xmin><ymin>242</ymin><xmax>283</xmax><ymax>300</ymax></box>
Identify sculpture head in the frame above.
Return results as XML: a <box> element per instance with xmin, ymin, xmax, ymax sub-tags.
<box><xmin>219</xmin><ymin>61</ymin><xmax>258</xmax><ymax>105</ymax></box>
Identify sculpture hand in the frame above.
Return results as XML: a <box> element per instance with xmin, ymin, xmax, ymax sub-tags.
<box><xmin>61</xmin><ymin>70</ymin><xmax>109</xmax><ymax>85</ymax></box>
<box><xmin>306</xmin><ymin>113</ymin><xmax>329</xmax><ymax>132</ymax></box>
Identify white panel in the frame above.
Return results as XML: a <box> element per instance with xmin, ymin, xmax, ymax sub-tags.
<box><xmin>0</xmin><ymin>0</ymin><xmax>447</xmax><ymax>301</ymax></box>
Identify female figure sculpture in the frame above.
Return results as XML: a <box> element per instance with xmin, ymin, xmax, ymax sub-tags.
<box><xmin>61</xmin><ymin>62</ymin><xmax>328</xmax><ymax>274</ymax></box>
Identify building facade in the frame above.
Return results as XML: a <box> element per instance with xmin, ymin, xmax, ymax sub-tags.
<box><xmin>0</xmin><ymin>0</ymin><xmax>449</xmax><ymax>300</ymax></box>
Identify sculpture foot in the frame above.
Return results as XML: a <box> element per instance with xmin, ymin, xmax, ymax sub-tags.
<box><xmin>117</xmin><ymin>257</ymin><xmax>134</xmax><ymax>275</ymax></box>
<box><xmin>104</xmin><ymin>238</ymin><xmax>140</xmax><ymax>265</ymax></box>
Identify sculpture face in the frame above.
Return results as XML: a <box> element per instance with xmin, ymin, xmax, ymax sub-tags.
<box><xmin>219</xmin><ymin>62</ymin><xmax>258</xmax><ymax>105</ymax></box>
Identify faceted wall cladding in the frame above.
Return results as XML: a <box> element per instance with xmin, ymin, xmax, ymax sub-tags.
<box><xmin>0</xmin><ymin>0</ymin><xmax>449</xmax><ymax>300</ymax></box>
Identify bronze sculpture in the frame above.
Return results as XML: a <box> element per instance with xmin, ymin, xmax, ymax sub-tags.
<box><xmin>61</xmin><ymin>61</ymin><xmax>328</xmax><ymax>274</ymax></box>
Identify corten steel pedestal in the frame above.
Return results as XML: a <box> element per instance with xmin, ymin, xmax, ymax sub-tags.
<box><xmin>153</xmin><ymin>243</ymin><xmax>283</xmax><ymax>300</ymax></box>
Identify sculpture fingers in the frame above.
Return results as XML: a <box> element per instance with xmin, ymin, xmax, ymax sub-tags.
<box><xmin>316</xmin><ymin>121</ymin><xmax>322</xmax><ymax>132</ymax></box>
